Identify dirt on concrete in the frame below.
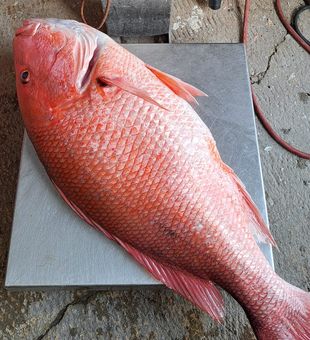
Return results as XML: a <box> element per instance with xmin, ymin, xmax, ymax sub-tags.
<box><xmin>0</xmin><ymin>0</ymin><xmax>309</xmax><ymax>339</ymax></box>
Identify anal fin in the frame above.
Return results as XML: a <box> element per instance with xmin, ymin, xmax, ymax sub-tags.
<box><xmin>117</xmin><ymin>238</ymin><xmax>224</xmax><ymax>321</ymax></box>
<box><xmin>51</xmin><ymin>180</ymin><xmax>224</xmax><ymax>321</ymax></box>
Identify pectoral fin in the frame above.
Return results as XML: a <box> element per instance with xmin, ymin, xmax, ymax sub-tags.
<box><xmin>97</xmin><ymin>75</ymin><xmax>169</xmax><ymax>111</ymax></box>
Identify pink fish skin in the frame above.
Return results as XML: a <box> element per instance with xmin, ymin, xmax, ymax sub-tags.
<box><xmin>14</xmin><ymin>19</ymin><xmax>310</xmax><ymax>339</ymax></box>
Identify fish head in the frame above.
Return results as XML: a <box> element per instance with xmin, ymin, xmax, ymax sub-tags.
<box><xmin>14</xmin><ymin>18</ymin><xmax>106</xmax><ymax>129</ymax></box>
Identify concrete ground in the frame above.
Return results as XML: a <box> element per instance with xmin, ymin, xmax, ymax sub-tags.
<box><xmin>0</xmin><ymin>0</ymin><xmax>309</xmax><ymax>339</ymax></box>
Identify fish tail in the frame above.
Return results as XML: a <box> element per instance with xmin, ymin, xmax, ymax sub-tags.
<box><xmin>249</xmin><ymin>283</ymin><xmax>310</xmax><ymax>340</ymax></box>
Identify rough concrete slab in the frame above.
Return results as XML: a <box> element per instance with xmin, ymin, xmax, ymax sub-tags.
<box><xmin>0</xmin><ymin>0</ymin><xmax>309</xmax><ymax>339</ymax></box>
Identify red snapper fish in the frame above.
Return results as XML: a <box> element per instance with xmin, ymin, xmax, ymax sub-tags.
<box><xmin>14</xmin><ymin>19</ymin><xmax>310</xmax><ymax>339</ymax></box>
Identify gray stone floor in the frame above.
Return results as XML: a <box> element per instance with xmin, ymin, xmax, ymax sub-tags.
<box><xmin>0</xmin><ymin>0</ymin><xmax>309</xmax><ymax>339</ymax></box>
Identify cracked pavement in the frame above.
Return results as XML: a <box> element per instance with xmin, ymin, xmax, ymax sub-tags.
<box><xmin>35</xmin><ymin>292</ymin><xmax>98</xmax><ymax>340</ymax></box>
<box><xmin>0</xmin><ymin>0</ymin><xmax>309</xmax><ymax>339</ymax></box>
<box><xmin>250</xmin><ymin>34</ymin><xmax>288</xmax><ymax>84</ymax></box>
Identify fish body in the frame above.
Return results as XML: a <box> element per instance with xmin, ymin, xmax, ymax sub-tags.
<box><xmin>14</xmin><ymin>19</ymin><xmax>310</xmax><ymax>339</ymax></box>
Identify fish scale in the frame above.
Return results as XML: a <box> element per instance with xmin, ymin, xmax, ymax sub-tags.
<box><xmin>14</xmin><ymin>19</ymin><xmax>310</xmax><ymax>339</ymax></box>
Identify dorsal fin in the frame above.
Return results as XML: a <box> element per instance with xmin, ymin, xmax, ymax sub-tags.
<box><xmin>145</xmin><ymin>64</ymin><xmax>207</xmax><ymax>105</ymax></box>
<box><xmin>51</xmin><ymin>180</ymin><xmax>224</xmax><ymax>321</ymax></box>
<box><xmin>222</xmin><ymin>164</ymin><xmax>277</xmax><ymax>247</ymax></box>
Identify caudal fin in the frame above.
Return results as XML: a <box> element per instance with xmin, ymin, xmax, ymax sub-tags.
<box><xmin>250</xmin><ymin>284</ymin><xmax>310</xmax><ymax>340</ymax></box>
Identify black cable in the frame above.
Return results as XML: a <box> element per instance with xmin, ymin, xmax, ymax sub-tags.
<box><xmin>209</xmin><ymin>0</ymin><xmax>222</xmax><ymax>10</ymax></box>
<box><xmin>292</xmin><ymin>5</ymin><xmax>310</xmax><ymax>46</ymax></box>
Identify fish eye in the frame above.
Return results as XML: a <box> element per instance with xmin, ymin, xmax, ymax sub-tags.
<box><xmin>20</xmin><ymin>70</ymin><xmax>30</xmax><ymax>84</ymax></box>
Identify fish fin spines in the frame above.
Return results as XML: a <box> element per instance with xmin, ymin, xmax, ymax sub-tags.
<box><xmin>51</xmin><ymin>180</ymin><xmax>224</xmax><ymax>321</ymax></box>
<box><xmin>145</xmin><ymin>64</ymin><xmax>207</xmax><ymax>104</ymax></box>
<box><xmin>223</xmin><ymin>164</ymin><xmax>277</xmax><ymax>247</ymax></box>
